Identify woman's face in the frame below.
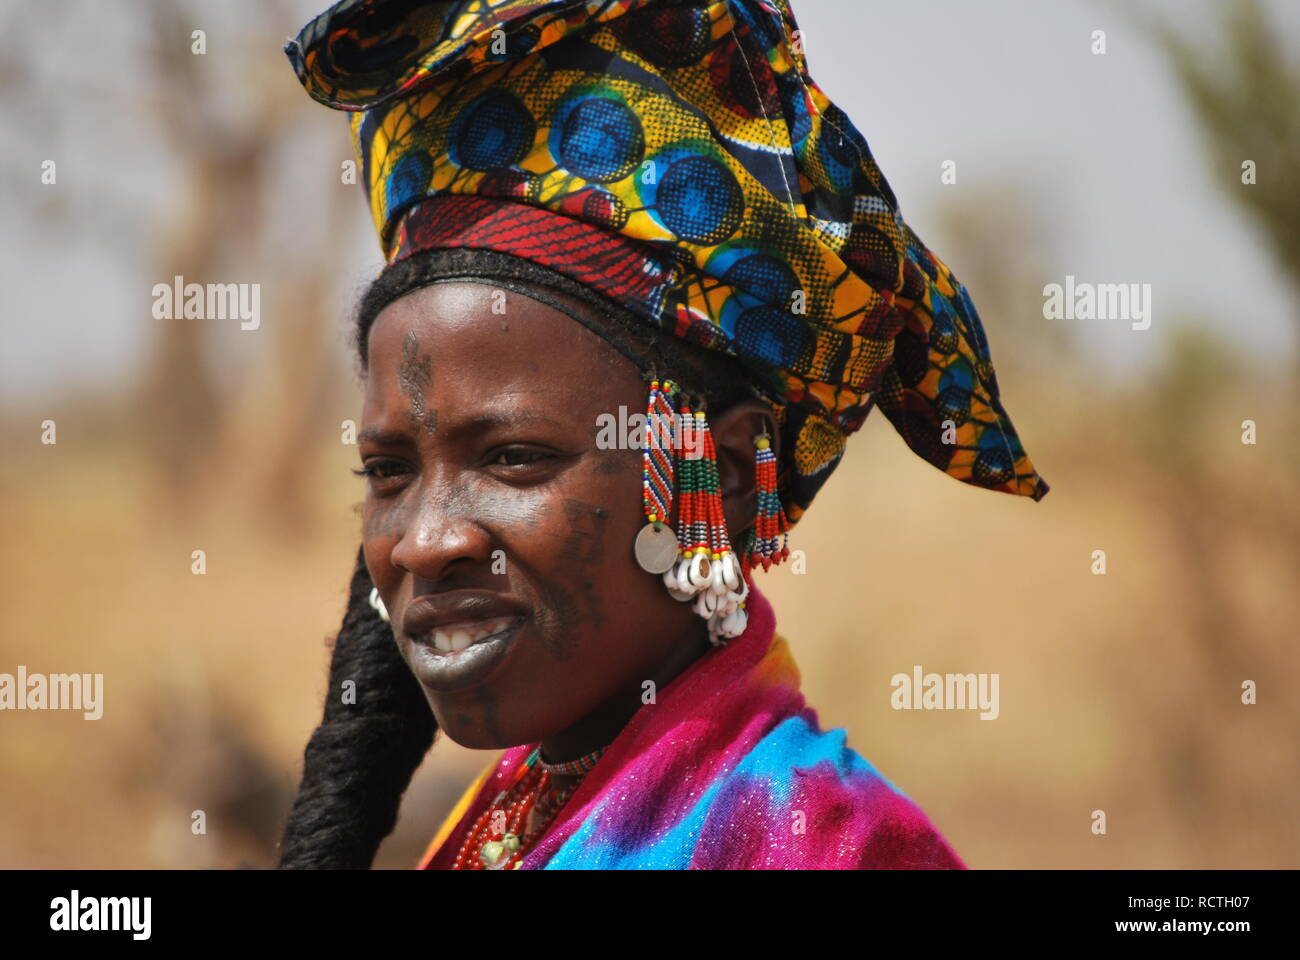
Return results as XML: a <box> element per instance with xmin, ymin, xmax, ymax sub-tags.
<box><xmin>360</xmin><ymin>280</ymin><xmax>738</xmax><ymax>752</ymax></box>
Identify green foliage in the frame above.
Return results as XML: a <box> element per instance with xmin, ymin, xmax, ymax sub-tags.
<box><xmin>1149</xmin><ymin>0</ymin><xmax>1300</xmax><ymax>308</ymax></box>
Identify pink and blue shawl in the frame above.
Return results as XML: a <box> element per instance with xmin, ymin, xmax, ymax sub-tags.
<box><xmin>420</xmin><ymin>584</ymin><xmax>966</xmax><ymax>870</ymax></box>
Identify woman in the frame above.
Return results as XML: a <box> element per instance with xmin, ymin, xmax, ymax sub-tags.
<box><xmin>278</xmin><ymin>0</ymin><xmax>1047</xmax><ymax>870</ymax></box>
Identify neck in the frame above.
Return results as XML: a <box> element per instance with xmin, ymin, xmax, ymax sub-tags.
<box><xmin>539</xmin><ymin>617</ymin><xmax>711</xmax><ymax>787</ymax></box>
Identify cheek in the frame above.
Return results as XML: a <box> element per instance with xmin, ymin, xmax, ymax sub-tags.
<box><xmin>467</xmin><ymin>485</ymin><xmax>550</xmax><ymax>530</ymax></box>
<box><xmin>361</xmin><ymin>497</ymin><xmax>408</xmax><ymax>593</ymax></box>
<box><xmin>513</xmin><ymin>468</ymin><xmax>647</xmax><ymax>648</ymax></box>
<box><xmin>360</xmin><ymin>459</ymin><xmax>646</xmax><ymax>621</ymax></box>
<box><xmin>520</xmin><ymin>498</ymin><xmax>610</xmax><ymax>663</ymax></box>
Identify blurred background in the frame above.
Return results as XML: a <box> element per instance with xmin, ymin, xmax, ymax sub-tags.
<box><xmin>1</xmin><ymin>0</ymin><xmax>1296</xmax><ymax>868</ymax></box>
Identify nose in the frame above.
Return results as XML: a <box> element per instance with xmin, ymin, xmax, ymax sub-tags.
<box><xmin>389</xmin><ymin>486</ymin><xmax>495</xmax><ymax>585</ymax></box>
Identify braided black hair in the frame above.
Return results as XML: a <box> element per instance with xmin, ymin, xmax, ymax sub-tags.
<box><xmin>278</xmin><ymin>246</ymin><xmax>773</xmax><ymax>868</ymax></box>
<box><xmin>278</xmin><ymin>544</ymin><xmax>435</xmax><ymax>868</ymax></box>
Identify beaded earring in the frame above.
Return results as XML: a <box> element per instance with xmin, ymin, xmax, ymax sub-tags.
<box><xmin>663</xmin><ymin>394</ymin><xmax>749</xmax><ymax>646</ymax></box>
<box><xmin>738</xmin><ymin>432</ymin><xmax>791</xmax><ymax>575</ymax></box>
<box><xmin>632</xmin><ymin>375</ymin><xmax>682</xmax><ymax>577</ymax></box>
<box><xmin>631</xmin><ymin>378</ymin><xmax>761</xmax><ymax>647</ymax></box>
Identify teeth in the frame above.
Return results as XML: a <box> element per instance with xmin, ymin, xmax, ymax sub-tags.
<box><xmin>430</xmin><ymin>617</ymin><xmax>516</xmax><ymax>654</ymax></box>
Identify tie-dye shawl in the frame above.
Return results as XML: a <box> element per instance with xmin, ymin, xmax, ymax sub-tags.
<box><xmin>418</xmin><ymin>583</ymin><xmax>966</xmax><ymax>869</ymax></box>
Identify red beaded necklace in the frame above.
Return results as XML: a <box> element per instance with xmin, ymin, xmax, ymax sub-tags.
<box><xmin>452</xmin><ymin>745</ymin><xmax>604</xmax><ymax>870</ymax></box>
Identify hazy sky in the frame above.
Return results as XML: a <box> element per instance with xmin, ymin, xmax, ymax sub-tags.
<box><xmin>2</xmin><ymin>0</ymin><xmax>1295</xmax><ymax>405</ymax></box>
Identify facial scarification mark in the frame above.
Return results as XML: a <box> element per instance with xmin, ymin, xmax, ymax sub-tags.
<box><xmin>559</xmin><ymin>499</ymin><xmax>605</xmax><ymax>568</ymax></box>
<box><xmin>536</xmin><ymin>499</ymin><xmax>610</xmax><ymax>661</ymax></box>
<box><xmin>439</xmin><ymin>482</ymin><xmax>476</xmax><ymax>519</ymax></box>
<box><xmin>587</xmin><ymin>420</ymin><xmax>638</xmax><ymax>475</ymax></box>
<box><xmin>474</xmin><ymin>686</ymin><xmax>503</xmax><ymax>745</ymax></box>
<box><xmin>398</xmin><ymin>331</ymin><xmax>438</xmax><ymax>434</ymax></box>
<box><xmin>475</xmin><ymin>489</ymin><xmax>545</xmax><ymax>528</ymax></box>
<box><xmin>362</xmin><ymin>500</ymin><xmax>406</xmax><ymax>541</ymax></box>
<box><xmin>596</xmin><ymin>446</ymin><xmax>640</xmax><ymax>475</ymax></box>
<box><xmin>361</xmin><ymin>468</ymin><xmax>414</xmax><ymax>539</ymax></box>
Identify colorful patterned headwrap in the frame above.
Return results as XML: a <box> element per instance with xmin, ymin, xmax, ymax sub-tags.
<box><xmin>287</xmin><ymin>0</ymin><xmax>1049</xmax><ymax>525</ymax></box>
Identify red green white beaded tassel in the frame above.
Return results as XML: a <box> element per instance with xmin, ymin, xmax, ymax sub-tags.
<box><xmin>739</xmin><ymin>433</ymin><xmax>790</xmax><ymax>576</ymax></box>
<box><xmin>663</xmin><ymin>393</ymin><xmax>704</xmax><ymax>602</ymax></box>
<box><xmin>696</xmin><ymin>406</ymin><xmax>748</xmax><ymax>642</ymax></box>
<box><xmin>661</xmin><ymin>396</ymin><xmax>748</xmax><ymax>646</ymax></box>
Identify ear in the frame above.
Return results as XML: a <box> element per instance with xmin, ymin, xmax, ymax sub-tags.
<box><xmin>707</xmin><ymin>398</ymin><xmax>780</xmax><ymax>548</ymax></box>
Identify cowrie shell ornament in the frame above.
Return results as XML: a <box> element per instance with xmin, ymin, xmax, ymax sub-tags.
<box><xmin>635</xmin><ymin>381</ymin><xmax>751</xmax><ymax>647</ymax></box>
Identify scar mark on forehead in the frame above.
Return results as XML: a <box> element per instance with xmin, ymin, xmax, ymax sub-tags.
<box><xmin>399</xmin><ymin>332</ymin><xmax>430</xmax><ymax>398</ymax></box>
<box><xmin>399</xmin><ymin>331</ymin><xmax>437</xmax><ymax>434</ymax></box>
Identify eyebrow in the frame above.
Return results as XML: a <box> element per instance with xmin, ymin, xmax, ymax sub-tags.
<box><xmin>358</xmin><ymin>427</ymin><xmax>410</xmax><ymax>446</ymax></box>
<box><xmin>358</xmin><ymin>411</ymin><xmax>569</xmax><ymax>446</ymax></box>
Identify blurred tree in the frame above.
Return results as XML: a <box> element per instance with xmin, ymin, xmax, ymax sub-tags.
<box><xmin>132</xmin><ymin>0</ymin><xmax>355</xmax><ymax>534</ymax></box>
<box><xmin>1101</xmin><ymin>0</ymin><xmax>1300</xmax><ymax>857</ymax></box>
<box><xmin>1139</xmin><ymin>0</ymin><xmax>1300</xmax><ymax>578</ymax></box>
<box><xmin>1145</xmin><ymin>0</ymin><xmax>1300</xmax><ymax>353</ymax></box>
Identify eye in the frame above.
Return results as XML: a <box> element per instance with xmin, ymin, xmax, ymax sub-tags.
<box><xmin>353</xmin><ymin>458</ymin><xmax>413</xmax><ymax>494</ymax></box>
<box><xmin>491</xmin><ymin>447</ymin><xmax>555</xmax><ymax>467</ymax></box>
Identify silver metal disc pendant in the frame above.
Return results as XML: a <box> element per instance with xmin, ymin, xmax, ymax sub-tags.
<box><xmin>634</xmin><ymin>522</ymin><xmax>679</xmax><ymax>574</ymax></box>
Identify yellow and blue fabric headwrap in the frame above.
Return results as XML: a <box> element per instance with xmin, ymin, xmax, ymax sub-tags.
<box><xmin>287</xmin><ymin>0</ymin><xmax>1048</xmax><ymax>526</ymax></box>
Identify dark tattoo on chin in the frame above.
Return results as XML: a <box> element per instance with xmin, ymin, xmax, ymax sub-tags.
<box><xmin>399</xmin><ymin>331</ymin><xmax>438</xmax><ymax>434</ymax></box>
<box><xmin>475</xmin><ymin>686</ymin><xmax>503</xmax><ymax>746</ymax></box>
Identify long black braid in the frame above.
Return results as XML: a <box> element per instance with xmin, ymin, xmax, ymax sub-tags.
<box><xmin>277</xmin><ymin>245</ymin><xmax>767</xmax><ymax>869</ymax></box>
<box><xmin>277</xmin><ymin>544</ymin><xmax>436</xmax><ymax>868</ymax></box>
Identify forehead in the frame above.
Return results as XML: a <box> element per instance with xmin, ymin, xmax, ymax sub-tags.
<box><xmin>363</xmin><ymin>280</ymin><xmax>633</xmax><ymax>414</ymax></box>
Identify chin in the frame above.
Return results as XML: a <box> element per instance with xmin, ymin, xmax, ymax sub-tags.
<box><xmin>425</xmin><ymin>697</ymin><xmax>524</xmax><ymax>751</ymax></box>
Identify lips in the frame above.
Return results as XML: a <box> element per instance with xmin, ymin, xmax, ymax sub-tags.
<box><xmin>427</xmin><ymin>616</ymin><xmax>519</xmax><ymax>654</ymax></box>
<box><xmin>401</xmin><ymin>591</ymin><xmax>527</xmax><ymax>641</ymax></box>
<box><xmin>399</xmin><ymin>591</ymin><xmax>529</xmax><ymax>692</ymax></box>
